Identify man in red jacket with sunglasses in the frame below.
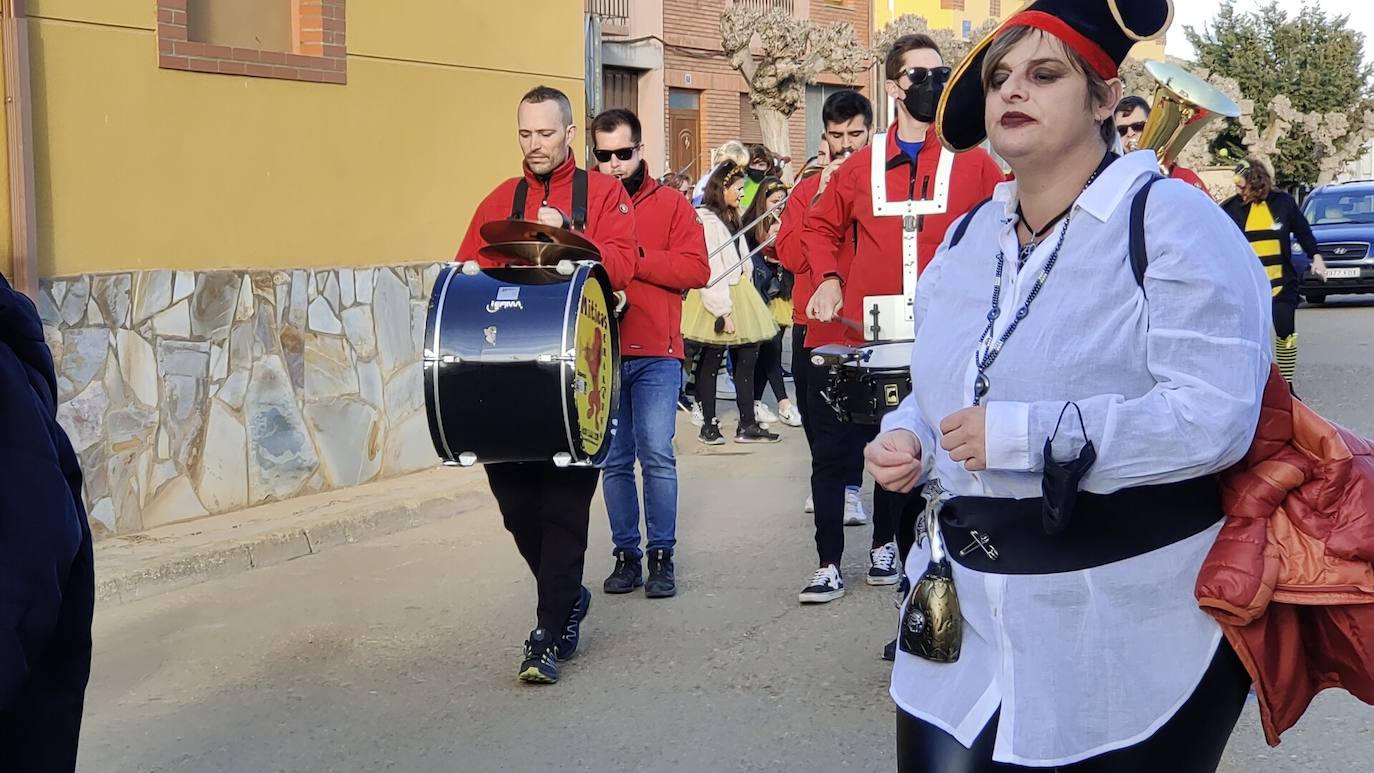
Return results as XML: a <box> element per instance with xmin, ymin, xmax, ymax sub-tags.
<box><xmin>797</xmin><ymin>35</ymin><xmax>1003</xmax><ymax>612</ymax></box>
<box><xmin>588</xmin><ymin>109</ymin><xmax>710</xmax><ymax>602</ymax></box>
<box><xmin>455</xmin><ymin>86</ymin><xmax>638</xmax><ymax>686</ymax></box>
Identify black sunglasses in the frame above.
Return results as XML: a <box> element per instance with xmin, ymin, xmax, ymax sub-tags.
<box><xmin>897</xmin><ymin>66</ymin><xmax>952</xmax><ymax>85</ymax></box>
<box><xmin>1116</xmin><ymin>121</ymin><xmax>1147</xmax><ymax>136</ymax></box>
<box><xmin>593</xmin><ymin>145</ymin><xmax>639</xmax><ymax>163</ymax></box>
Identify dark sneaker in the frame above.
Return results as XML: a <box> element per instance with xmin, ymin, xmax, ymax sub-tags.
<box><xmin>555</xmin><ymin>586</ymin><xmax>591</xmax><ymax>661</ymax></box>
<box><xmin>645</xmin><ymin>548</ymin><xmax>677</xmax><ymax>598</ymax></box>
<box><xmin>882</xmin><ymin>637</ymin><xmax>897</xmax><ymax>661</ymax></box>
<box><xmin>867</xmin><ymin>541</ymin><xmax>901</xmax><ymax>586</ymax></box>
<box><xmin>734</xmin><ymin>422</ymin><xmax>781</xmax><ymax>444</ymax></box>
<box><xmin>603</xmin><ymin>550</ymin><xmax>643</xmax><ymax>594</ymax></box>
<box><xmin>518</xmin><ymin>628</ymin><xmax>559</xmax><ymax>684</ymax></box>
<box><xmin>698</xmin><ymin>419</ymin><xmax>725</xmax><ymax>445</ymax></box>
<box><xmin>798</xmin><ymin>564</ymin><xmax>845</xmax><ymax>604</ymax></box>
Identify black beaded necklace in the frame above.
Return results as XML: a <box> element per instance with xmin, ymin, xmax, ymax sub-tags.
<box><xmin>971</xmin><ymin>152</ymin><xmax>1116</xmax><ymax>407</ymax></box>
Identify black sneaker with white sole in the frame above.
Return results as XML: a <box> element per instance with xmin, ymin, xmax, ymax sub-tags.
<box><xmin>518</xmin><ymin>628</ymin><xmax>559</xmax><ymax>684</ymax></box>
<box><xmin>867</xmin><ymin>542</ymin><xmax>901</xmax><ymax>586</ymax></box>
<box><xmin>798</xmin><ymin>564</ymin><xmax>845</xmax><ymax>603</ymax></box>
<box><xmin>734</xmin><ymin>422</ymin><xmax>780</xmax><ymax>444</ymax></box>
<box><xmin>698</xmin><ymin>419</ymin><xmax>725</xmax><ymax>445</ymax></box>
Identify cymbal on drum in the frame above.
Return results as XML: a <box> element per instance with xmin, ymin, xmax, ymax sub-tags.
<box><xmin>478</xmin><ymin>220</ymin><xmax>601</xmax><ymax>266</ymax></box>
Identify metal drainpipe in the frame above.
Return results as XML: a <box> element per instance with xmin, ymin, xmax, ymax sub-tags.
<box><xmin>2</xmin><ymin>0</ymin><xmax>38</xmax><ymax>299</ymax></box>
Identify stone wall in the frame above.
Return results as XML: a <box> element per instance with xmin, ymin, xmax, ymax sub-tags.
<box><xmin>40</xmin><ymin>263</ymin><xmax>446</xmax><ymax>537</ymax></box>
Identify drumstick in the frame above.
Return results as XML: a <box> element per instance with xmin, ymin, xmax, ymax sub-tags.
<box><xmin>837</xmin><ymin>317</ymin><xmax>865</xmax><ymax>334</ymax></box>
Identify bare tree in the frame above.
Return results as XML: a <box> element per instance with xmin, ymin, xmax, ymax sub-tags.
<box><xmin>872</xmin><ymin>14</ymin><xmax>999</xmax><ymax>68</ymax></box>
<box><xmin>721</xmin><ymin>7</ymin><xmax>870</xmax><ymax>180</ymax></box>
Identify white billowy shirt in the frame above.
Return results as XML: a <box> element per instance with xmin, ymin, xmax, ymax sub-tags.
<box><xmin>880</xmin><ymin>150</ymin><xmax>1272</xmax><ymax>766</ymax></box>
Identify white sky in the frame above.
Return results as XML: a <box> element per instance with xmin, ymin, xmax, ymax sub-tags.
<box><xmin>1167</xmin><ymin>0</ymin><xmax>1374</xmax><ymax>63</ymax></box>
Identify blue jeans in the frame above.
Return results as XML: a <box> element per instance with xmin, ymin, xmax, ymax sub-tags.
<box><xmin>603</xmin><ymin>357</ymin><xmax>681</xmax><ymax>558</ymax></box>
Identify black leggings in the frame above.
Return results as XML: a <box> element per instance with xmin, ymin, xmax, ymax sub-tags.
<box><xmin>896</xmin><ymin>642</ymin><xmax>1251</xmax><ymax>773</ymax></box>
<box><xmin>697</xmin><ymin>344</ymin><xmax>759</xmax><ymax>426</ymax></box>
<box><xmin>739</xmin><ymin>328</ymin><xmax>788</xmax><ymax>403</ymax></box>
<box><xmin>1273</xmin><ymin>283</ymin><xmax>1298</xmax><ymax>339</ymax></box>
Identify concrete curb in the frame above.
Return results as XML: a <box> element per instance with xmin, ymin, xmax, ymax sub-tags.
<box><xmin>96</xmin><ymin>471</ymin><xmax>489</xmax><ymax>605</ymax></box>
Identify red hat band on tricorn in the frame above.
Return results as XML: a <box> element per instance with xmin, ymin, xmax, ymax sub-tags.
<box><xmin>936</xmin><ymin>0</ymin><xmax>1174</xmax><ymax>152</ymax></box>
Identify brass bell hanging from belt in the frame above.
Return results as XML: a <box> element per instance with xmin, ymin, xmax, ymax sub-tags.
<box><xmin>899</xmin><ymin>483</ymin><xmax>962</xmax><ymax>663</ymax></box>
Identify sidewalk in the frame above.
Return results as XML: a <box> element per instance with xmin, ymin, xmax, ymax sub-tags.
<box><xmin>94</xmin><ymin>466</ymin><xmax>490</xmax><ymax>605</ymax></box>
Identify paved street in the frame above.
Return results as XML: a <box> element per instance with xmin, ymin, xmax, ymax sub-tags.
<box><xmin>80</xmin><ymin>299</ymin><xmax>1374</xmax><ymax>772</ymax></box>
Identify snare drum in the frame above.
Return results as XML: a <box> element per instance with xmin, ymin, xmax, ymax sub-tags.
<box><xmin>423</xmin><ymin>260</ymin><xmax>619</xmax><ymax>466</ymax></box>
<box><xmin>813</xmin><ymin>340</ymin><xmax>913</xmax><ymax>425</ymax></box>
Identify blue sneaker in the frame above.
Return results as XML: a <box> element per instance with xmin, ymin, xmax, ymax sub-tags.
<box><xmin>555</xmin><ymin>586</ymin><xmax>591</xmax><ymax>661</ymax></box>
<box><xmin>518</xmin><ymin>628</ymin><xmax>559</xmax><ymax>684</ymax></box>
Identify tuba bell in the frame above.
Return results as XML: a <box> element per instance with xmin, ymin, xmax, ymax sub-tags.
<box><xmin>1133</xmin><ymin>60</ymin><xmax>1242</xmax><ymax>171</ymax></box>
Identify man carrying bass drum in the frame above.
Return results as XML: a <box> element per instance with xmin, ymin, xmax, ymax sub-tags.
<box><xmin>454</xmin><ymin>86</ymin><xmax>638</xmax><ymax>686</ymax></box>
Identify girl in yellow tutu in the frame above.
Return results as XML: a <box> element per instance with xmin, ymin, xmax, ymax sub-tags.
<box><xmin>736</xmin><ymin>176</ymin><xmax>804</xmax><ymax>429</ymax></box>
<box><xmin>682</xmin><ymin>162</ymin><xmax>781</xmax><ymax>445</ymax></box>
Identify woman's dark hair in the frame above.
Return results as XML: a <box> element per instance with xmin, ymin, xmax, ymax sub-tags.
<box><xmin>745</xmin><ymin>176</ymin><xmax>787</xmax><ymax>243</ymax></box>
<box><xmin>702</xmin><ymin>161</ymin><xmax>744</xmax><ymax>231</ymax></box>
<box><xmin>821</xmin><ymin>89</ymin><xmax>874</xmax><ymax>129</ymax></box>
<box><xmin>1239</xmin><ymin>157</ymin><xmax>1274</xmax><ymax>203</ymax></box>
<box><xmin>748</xmin><ymin>144</ymin><xmax>773</xmax><ymax>168</ymax></box>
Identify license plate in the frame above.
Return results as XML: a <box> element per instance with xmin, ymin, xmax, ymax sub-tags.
<box><xmin>1325</xmin><ymin>267</ymin><xmax>1361</xmax><ymax>279</ymax></box>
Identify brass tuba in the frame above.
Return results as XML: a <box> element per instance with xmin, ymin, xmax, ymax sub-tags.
<box><xmin>1134</xmin><ymin>60</ymin><xmax>1242</xmax><ymax>171</ymax></box>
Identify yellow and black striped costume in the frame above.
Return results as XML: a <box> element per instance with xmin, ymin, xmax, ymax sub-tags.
<box><xmin>1222</xmin><ymin>191</ymin><xmax>1320</xmax><ymax>385</ymax></box>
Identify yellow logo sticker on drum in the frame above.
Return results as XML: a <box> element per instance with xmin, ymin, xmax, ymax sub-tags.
<box><xmin>574</xmin><ymin>278</ymin><xmax>613</xmax><ymax>455</ymax></box>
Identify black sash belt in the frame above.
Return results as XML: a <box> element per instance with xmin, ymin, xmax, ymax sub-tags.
<box><xmin>938</xmin><ymin>477</ymin><xmax>1223</xmax><ymax>575</ymax></box>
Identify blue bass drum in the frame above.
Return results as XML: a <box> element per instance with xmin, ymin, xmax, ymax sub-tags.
<box><xmin>423</xmin><ymin>261</ymin><xmax>620</xmax><ymax>466</ymax></box>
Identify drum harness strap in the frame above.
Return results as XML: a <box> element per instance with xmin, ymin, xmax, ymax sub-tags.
<box><xmin>510</xmin><ymin>167</ymin><xmax>590</xmax><ymax>231</ymax></box>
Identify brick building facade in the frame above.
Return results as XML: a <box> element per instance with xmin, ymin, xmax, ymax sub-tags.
<box><xmin>592</xmin><ymin>0</ymin><xmax>873</xmax><ymax>181</ymax></box>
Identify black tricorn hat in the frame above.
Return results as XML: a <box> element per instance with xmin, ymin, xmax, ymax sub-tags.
<box><xmin>936</xmin><ymin>0</ymin><xmax>1173</xmax><ymax>152</ymax></box>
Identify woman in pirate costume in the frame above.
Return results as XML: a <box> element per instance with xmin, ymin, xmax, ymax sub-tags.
<box><xmin>1221</xmin><ymin>157</ymin><xmax>1326</xmax><ymax>390</ymax></box>
<box><xmin>863</xmin><ymin>1</ymin><xmax>1272</xmax><ymax>770</ymax></box>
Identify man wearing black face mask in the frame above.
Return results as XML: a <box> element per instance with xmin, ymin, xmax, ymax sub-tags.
<box><xmin>794</xmin><ymin>35</ymin><xmax>1003</xmax><ymax>613</ymax></box>
<box><xmin>739</xmin><ymin>144</ymin><xmax>776</xmax><ymax>212</ymax></box>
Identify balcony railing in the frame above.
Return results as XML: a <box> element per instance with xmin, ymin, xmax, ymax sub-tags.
<box><xmin>731</xmin><ymin>0</ymin><xmax>795</xmax><ymax>14</ymax></box>
<box><xmin>587</xmin><ymin>0</ymin><xmax>630</xmax><ymax>26</ymax></box>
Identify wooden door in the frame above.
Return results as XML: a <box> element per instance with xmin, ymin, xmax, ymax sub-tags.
<box><xmin>603</xmin><ymin>67</ymin><xmax>638</xmax><ymax>113</ymax></box>
<box><xmin>668</xmin><ymin>89</ymin><xmax>702</xmax><ymax>180</ymax></box>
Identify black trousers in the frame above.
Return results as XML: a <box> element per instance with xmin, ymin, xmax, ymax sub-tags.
<box><xmin>804</xmin><ymin>358</ymin><xmax>897</xmax><ymax>566</ymax></box>
<box><xmin>484</xmin><ymin>462</ymin><xmax>600</xmax><ymax>632</ymax></box>
<box><xmin>698</xmin><ymin>344</ymin><xmax>759</xmax><ymax>427</ymax></box>
<box><xmin>896</xmin><ymin>642</ymin><xmax>1251</xmax><ymax>773</ymax></box>
<box><xmin>792</xmin><ymin>325</ymin><xmax>815</xmax><ymax>449</ymax></box>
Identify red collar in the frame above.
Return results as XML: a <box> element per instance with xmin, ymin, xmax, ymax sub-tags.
<box><xmin>884</xmin><ymin>123</ymin><xmax>941</xmax><ymax>169</ymax></box>
<box><xmin>522</xmin><ymin>152</ymin><xmax>579</xmax><ymax>186</ymax></box>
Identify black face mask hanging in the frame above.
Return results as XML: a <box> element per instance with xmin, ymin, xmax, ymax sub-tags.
<box><xmin>1041</xmin><ymin>402</ymin><xmax>1096</xmax><ymax>536</ymax></box>
<box><xmin>747</xmin><ymin>168</ymin><xmax>766</xmax><ymax>183</ymax></box>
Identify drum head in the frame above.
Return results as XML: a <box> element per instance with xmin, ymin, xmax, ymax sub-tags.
<box><xmin>858</xmin><ymin>341</ymin><xmax>913</xmax><ymax>370</ymax></box>
<box><xmin>571</xmin><ymin>271</ymin><xmax>615</xmax><ymax>460</ymax></box>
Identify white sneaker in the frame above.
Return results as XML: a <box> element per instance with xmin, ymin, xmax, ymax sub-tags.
<box><xmin>798</xmin><ymin>565</ymin><xmax>846</xmax><ymax>604</ymax></box>
<box><xmin>691</xmin><ymin>403</ymin><xmax>704</xmax><ymax>427</ymax></box>
<box><xmin>843</xmin><ymin>486</ymin><xmax>869</xmax><ymax>526</ymax></box>
<box><xmin>777</xmin><ymin>404</ymin><xmax>803</xmax><ymax>427</ymax></box>
<box><xmin>753</xmin><ymin>402</ymin><xmax>780</xmax><ymax>426</ymax></box>
<box><xmin>803</xmin><ymin>494</ymin><xmax>814</xmax><ymax>513</ymax></box>
<box><xmin>867</xmin><ymin>542</ymin><xmax>901</xmax><ymax>586</ymax></box>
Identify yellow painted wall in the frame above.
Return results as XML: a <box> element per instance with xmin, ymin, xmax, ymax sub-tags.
<box><xmin>26</xmin><ymin>0</ymin><xmax>585</xmax><ymax>276</ymax></box>
<box><xmin>874</xmin><ymin>0</ymin><xmax>1168</xmax><ymax>62</ymax></box>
